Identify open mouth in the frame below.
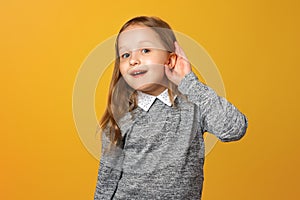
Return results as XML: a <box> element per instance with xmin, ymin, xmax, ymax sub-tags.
<box><xmin>130</xmin><ymin>70</ymin><xmax>148</xmax><ymax>77</ymax></box>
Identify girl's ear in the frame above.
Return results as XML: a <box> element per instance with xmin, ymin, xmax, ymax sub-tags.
<box><xmin>165</xmin><ymin>52</ymin><xmax>177</xmax><ymax>69</ymax></box>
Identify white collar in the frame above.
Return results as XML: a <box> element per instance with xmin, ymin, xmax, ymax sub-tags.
<box><xmin>137</xmin><ymin>89</ymin><xmax>177</xmax><ymax>112</ymax></box>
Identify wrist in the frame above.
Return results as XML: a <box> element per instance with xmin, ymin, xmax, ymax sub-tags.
<box><xmin>177</xmin><ymin>70</ymin><xmax>197</xmax><ymax>93</ymax></box>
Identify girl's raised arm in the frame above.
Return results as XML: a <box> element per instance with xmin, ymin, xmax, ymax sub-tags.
<box><xmin>178</xmin><ymin>70</ymin><xmax>248</xmax><ymax>142</ymax></box>
<box><xmin>166</xmin><ymin>42</ymin><xmax>248</xmax><ymax>142</ymax></box>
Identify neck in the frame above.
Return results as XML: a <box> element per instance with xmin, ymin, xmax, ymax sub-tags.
<box><xmin>139</xmin><ymin>85</ymin><xmax>167</xmax><ymax>96</ymax></box>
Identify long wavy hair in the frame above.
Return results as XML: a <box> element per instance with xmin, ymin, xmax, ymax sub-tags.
<box><xmin>97</xmin><ymin>16</ymin><xmax>184</xmax><ymax>150</ymax></box>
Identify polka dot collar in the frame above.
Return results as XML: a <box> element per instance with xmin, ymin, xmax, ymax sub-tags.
<box><xmin>137</xmin><ymin>89</ymin><xmax>177</xmax><ymax>112</ymax></box>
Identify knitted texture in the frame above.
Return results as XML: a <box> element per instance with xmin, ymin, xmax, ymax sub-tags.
<box><xmin>94</xmin><ymin>71</ymin><xmax>248</xmax><ymax>200</ymax></box>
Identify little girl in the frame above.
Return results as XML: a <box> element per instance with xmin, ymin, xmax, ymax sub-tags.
<box><xmin>94</xmin><ymin>16</ymin><xmax>248</xmax><ymax>200</ymax></box>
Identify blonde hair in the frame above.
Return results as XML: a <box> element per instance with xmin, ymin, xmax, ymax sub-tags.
<box><xmin>98</xmin><ymin>16</ymin><xmax>183</xmax><ymax>150</ymax></box>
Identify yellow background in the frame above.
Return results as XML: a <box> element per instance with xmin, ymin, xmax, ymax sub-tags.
<box><xmin>1</xmin><ymin>0</ymin><xmax>299</xmax><ymax>199</ymax></box>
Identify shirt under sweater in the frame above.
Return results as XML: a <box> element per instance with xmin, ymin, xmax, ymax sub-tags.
<box><xmin>94</xmin><ymin>71</ymin><xmax>248</xmax><ymax>200</ymax></box>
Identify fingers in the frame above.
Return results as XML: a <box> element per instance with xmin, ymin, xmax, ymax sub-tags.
<box><xmin>174</xmin><ymin>41</ymin><xmax>180</xmax><ymax>55</ymax></box>
<box><xmin>174</xmin><ymin>41</ymin><xmax>188</xmax><ymax>60</ymax></box>
<box><xmin>175</xmin><ymin>41</ymin><xmax>183</xmax><ymax>56</ymax></box>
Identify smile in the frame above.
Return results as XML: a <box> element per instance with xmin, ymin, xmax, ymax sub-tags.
<box><xmin>130</xmin><ymin>70</ymin><xmax>148</xmax><ymax>78</ymax></box>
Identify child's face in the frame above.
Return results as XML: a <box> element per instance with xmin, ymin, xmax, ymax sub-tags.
<box><xmin>118</xmin><ymin>24</ymin><xmax>171</xmax><ymax>96</ymax></box>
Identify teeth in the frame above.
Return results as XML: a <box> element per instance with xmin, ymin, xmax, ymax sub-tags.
<box><xmin>133</xmin><ymin>71</ymin><xmax>146</xmax><ymax>75</ymax></box>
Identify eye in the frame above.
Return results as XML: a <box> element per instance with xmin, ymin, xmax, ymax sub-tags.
<box><xmin>121</xmin><ymin>52</ymin><xmax>130</xmax><ymax>59</ymax></box>
<box><xmin>141</xmin><ymin>48</ymin><xmax>150</xmax><ymax>54</ymax></box>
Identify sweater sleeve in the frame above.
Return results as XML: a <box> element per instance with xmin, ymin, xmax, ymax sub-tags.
<box><xmin>177</xmin><ymin>71</ymin><xmax>248</xmax><ymax>142</ymax></box>
<box><xmin>94</xmin><ymin>127</ymin><xmax>123</xmax><ymax>199</ymax></box>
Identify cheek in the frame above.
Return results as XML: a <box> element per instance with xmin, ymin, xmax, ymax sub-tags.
<box><xmin>119</xmin><ymin>64</ymin><xmax>127</xmax><ymax>76</ymax></box>
<box><xmin>149</xmin><ymin>65</ymin><xmax>166</xmax><ymax>79</ymax></box>
<box><xmin>144</xmin><ymin>55</ymin><xmax>167</xmax><ymax>65</ymax></box>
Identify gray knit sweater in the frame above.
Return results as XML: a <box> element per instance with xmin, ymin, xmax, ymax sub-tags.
<box><xmin>94</xmin><ymin>71</ymin><xmax>248</xmax><ymax>200</ymax></box>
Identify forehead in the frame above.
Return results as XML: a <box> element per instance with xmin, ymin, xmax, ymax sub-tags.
<box><xmin>118</xmin><ymin>25</ymin><xmax>166</xmax><ymax>52</ymax></box>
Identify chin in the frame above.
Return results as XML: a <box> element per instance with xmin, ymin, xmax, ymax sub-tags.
<box><xmin>135</xmin><ymin>84</ymin><xmax>152</xmax><ymax>91</ymax></box>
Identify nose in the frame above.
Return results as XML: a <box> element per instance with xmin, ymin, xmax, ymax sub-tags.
<box><xmin>129</xmin><ymin>51</ymin><xmax>140</xmax><ymax>66</ymax></box>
